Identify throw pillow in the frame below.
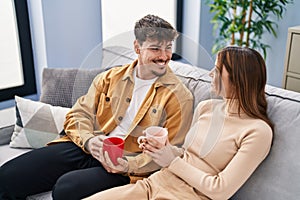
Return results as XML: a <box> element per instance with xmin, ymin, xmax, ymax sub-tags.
<box><xmin>40</xmin><ymin>68</ymin><xmax>105</xmax><ymax>108</ymax></box>
<box><xmin>9</xmin><ymin>96</ymin><xmax>70</xmax><ymax>149</ymax></box>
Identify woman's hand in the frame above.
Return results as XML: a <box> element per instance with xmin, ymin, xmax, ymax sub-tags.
<box><xmin>138</xmin><ymin>136</ymin><xmax>165</xmax><ymax>151</ymax></box>
<box><xmin>142</xmin><ymin>138</ymin><xmax>177</xmax><ymax>167</ymax></box>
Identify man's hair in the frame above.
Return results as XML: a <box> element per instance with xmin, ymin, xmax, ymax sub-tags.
<box><xmin>134</xmin><ymin>14</ymin><xmax>178</xmax><ymax>45</ymax></box>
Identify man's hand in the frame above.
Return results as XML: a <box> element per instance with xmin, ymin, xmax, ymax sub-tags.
<box><xmin>86</xmin><ymin>135</ymin><xmax>106</xmax><ymax>161</ymax></box>
<box><xmin>86</xmin><ymin>135</ymin><xmax>112</xmax><ymax>171</ymax></box>
<box><xmin>86</xmin><ymin>135</ymin><xmax>128</xmax><ymax>173</ymax></box>
<box><xmin>103</xmin><ymin>151</ymin><xmax>129</xmax><ymax>174</ymax></box>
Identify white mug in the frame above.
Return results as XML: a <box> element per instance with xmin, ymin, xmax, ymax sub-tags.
<box><xmin>137</xmin><ymin>126</ymin><xmax>168</xmax><ymax>145</ymax></box>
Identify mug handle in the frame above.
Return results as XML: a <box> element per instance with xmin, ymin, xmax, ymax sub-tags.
<box><xmin>137</xmin><ymin>136</ymin><xmax>147</xmax><ymax>144</ymax></box>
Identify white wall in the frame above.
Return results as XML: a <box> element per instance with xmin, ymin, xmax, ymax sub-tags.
<box><xmin>41</xmin><ymin>0</ymin><xmax>102</xmax><ymax>69</ymax></box>
<box><xmin>29</xmin><ymin>0</ymin><xmax>102</xmax><ymax>95</ymax></box>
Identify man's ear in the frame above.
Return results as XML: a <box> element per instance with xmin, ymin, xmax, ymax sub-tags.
<box><xmin>134</xmin><ymin>40</ymin><xmax>140</xmax><ymax>54</ymax></box>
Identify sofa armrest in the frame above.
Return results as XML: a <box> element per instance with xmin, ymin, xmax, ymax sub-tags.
<box><xmin>0</xmin><ymin>125</ymin><xmax>14</xmax><ymax>145</ymax></box>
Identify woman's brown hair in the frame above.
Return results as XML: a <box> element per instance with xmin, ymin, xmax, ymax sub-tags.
<box><xmin>216</xmin><ymin>46</ymin><xmax>273</xmax><ymax>130</ymax></box>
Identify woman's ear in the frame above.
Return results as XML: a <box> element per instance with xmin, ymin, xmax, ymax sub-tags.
<box><xmin>134</xmin><ymin>40</ymin><xmax>140</xmax><ymax>54</ymax></box>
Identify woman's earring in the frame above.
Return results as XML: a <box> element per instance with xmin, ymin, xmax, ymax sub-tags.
<box><xmin>136</xmin><ymin>48</ymin><xmax>140</xmax><ymax>54</ymax></box>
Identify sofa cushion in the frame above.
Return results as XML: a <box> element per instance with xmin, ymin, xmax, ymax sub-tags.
<box><xmin>39</xmin><ymin>46</ymin><xmax>137</xmax><ymax>109</ymax></box>
<box><xmin>101</xmin><ymin>46</ymin><xmax>137</xmax><ymax>68</ymax></box>
<box><xmin>0</xmin><ymin>144</ymin><xmax>31</xmax><ymax>166</ymax></box>
<box><xmin>9</xmin><ymin>96</ymin><xmax>70</xmax><ymax>149</ymax></box>
<box><xmin>0</xmin><ymin>125</ymin><xmax>14</xmax><ymax>145</ymax></box>
<box><xmin>232</xmin><ymin>86</ymin><xmax>300</xmax><ymax>199</ymax></box>
<box><xmin>40</xmin><ymin>68</ymin><xmax>105</xmax><ymax>108</ymax></box>
<box><xmin>169</xmin><ymin>61</ymin><xmax>217</xmax><ymax>109</ymax></box>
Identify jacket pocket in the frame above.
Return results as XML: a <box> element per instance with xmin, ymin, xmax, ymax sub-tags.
<box><xmin>149</xmin><ymin>105</ymin><xmax>166</xmax><ymax>126</ymax></box>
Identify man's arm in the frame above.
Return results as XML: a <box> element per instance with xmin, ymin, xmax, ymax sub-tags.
<box><xmin>63</xmin><ymin>73</ymin><xmax>106</xmax><ymax>152</ymax></box>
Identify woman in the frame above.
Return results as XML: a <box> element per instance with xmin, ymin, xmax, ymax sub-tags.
<box><xmin>84</xmin><ymin>46</ymin><xmax>273</xmax><ymax>200</ymax></box>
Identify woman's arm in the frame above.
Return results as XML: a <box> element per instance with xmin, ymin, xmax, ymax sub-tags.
<box><xmin>168</xmin><ymin>123</ymin><xmax>272</xmax><ymax>199</ymax></box>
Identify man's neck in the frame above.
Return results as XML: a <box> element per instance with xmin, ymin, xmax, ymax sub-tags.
<box><xmin>135</xmin><ymin>65</ymin><xmax>157</xmax><ymax>80</ymax></box>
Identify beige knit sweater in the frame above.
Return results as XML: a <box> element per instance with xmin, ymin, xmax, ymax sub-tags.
<box><xmin>167</xmin><ymin>99</ymin><xmax>273</xmax><ymax>199</ymax></box>
<box><xmin>85</xmin><ymin>99</ymin><xmax>273</xmax><ymax>200</ymax></box>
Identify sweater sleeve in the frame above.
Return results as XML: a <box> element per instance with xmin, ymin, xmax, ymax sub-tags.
<box><xmin>168</xmin><ymin>122</ymin><xmax>273</xmax><ymax>199</ymax></box>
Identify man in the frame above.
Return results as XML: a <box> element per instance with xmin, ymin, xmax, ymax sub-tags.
<box><xmin>0</xmin><ymin>14</ymin><xmax>193</xmax><ymax>200</ymax></box>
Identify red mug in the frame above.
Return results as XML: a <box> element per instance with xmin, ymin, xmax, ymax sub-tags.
<box><xmin>103</xmin><ymin>137</ymin><xmax>124</xmax><ymax>165</ymax></box>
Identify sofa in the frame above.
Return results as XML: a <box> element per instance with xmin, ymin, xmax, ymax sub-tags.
<box><xmin>1</xmin><ymin>46</ymin><xmax>300</xmax><ymax>200</ymax></box>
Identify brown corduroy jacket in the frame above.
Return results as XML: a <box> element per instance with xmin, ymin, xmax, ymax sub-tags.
<box><xmin>49</xmin><ymin>60</ymin><xmax>194</xmax><ymax>177</ymax></box>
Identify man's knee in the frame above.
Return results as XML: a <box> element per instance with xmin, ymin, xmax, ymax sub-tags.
<box><xmin>52</xmin><ymin>173</ymin><xmax>76</xmax><ymax>200</ymax></box>
<box><xmin>52</xmin><ymin>171</ymin><xmax>89</xmax><ymax>200</ymax></box>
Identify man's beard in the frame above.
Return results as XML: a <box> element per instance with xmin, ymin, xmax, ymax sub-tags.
<box><xmin>152</xmin><ymin>69</ymin><xmax>166</xmax><ymax>77</ymax></box>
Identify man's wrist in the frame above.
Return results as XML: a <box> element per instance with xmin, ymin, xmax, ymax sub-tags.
<box><xmin>84</xmin><ymin>137</ymin><xmax>92</xmax><ymax>153</ymax></box>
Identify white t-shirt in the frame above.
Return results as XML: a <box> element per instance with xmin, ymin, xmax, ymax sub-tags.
<box><xmin>109</xmin><ymin>69</ymin><xmax>157</xmax><ymax>138</ymax></box>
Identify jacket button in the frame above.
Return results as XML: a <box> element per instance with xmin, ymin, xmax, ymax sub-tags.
<box><xmin>126</xmin><ymin>98</ymin><xmax>131</xmax><ymax>103</ymax></box>
<box><xmin>152</xmin><ymin>109</ymin><xmax>157</xmax><ymax>113</ymax></box>
<box><xmin>118</xmin><ymin>116</ymin><xmax>123</xmax><ymax>121</ymax></box>
<box><xmin>105</xmin><ymin>97</ymin><xmax>110</xmax><ymax>102</ymax></box>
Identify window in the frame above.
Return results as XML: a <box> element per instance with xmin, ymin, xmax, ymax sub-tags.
<box><xmin>0</xmin><ymin>0</ymin><xmax>36</xmax><ymax>102</ymax></box>
<box><xmin>101</xmin><ymin>0</ymin><xmax>183</xmax><ymax>59</ymax></box>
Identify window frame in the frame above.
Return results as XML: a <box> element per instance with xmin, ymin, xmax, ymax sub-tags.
<box><xmin>172</xmin><ymin>0</ymin><xmax>183</xmax><ymax>60</ymax></box>
<box><xmin>0</xmin><ymin>0</ymin><xmax>36</xmax><ymax>102</ymax></box>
